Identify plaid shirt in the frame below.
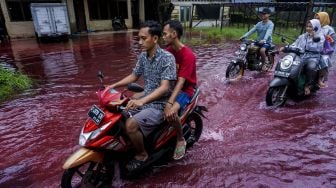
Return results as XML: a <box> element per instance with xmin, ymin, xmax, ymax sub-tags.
<box><xmin>133</xmin><ymin>46</ymin><xmax>176</xmax><ymax>110</ymax></box>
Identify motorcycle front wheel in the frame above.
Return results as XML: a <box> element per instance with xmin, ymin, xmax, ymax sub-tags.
<box><xmin>61</xmin><ymin>162</ymin><xmax>113</xmax><ymax>188</ymax></box>
<box><xmin>266</xmin><ymin>86</ymin><xmax>287</xmax><ymax>107</ymax></box>
<box><xmin>225</xmin><ymin>62</ymin><xmax>244</xmax><ymax>81</ymax></box>
<box><xmin>183</xmin><ymin>113</ymin><xmax>203</xmax><ymax>147</ymax></box>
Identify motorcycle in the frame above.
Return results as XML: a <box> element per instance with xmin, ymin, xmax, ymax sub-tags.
<box><xmin>226</xmin><ymin>39</ymin><xmax>277</xmax><ymax>80</ymax></box>
<box><xmin>61</xmin><ymin>71</ymin><xmax>207</xmax><ymax>187</ymax></box>
<box><xmin>265</xmin><ymin>37</ymin><xmax>321</xmax><ymax>107</ymax></box>
<box><xmin>112</xmin><ymin>16</ymin><xmax>127</xmax><ymax>31</ymax></box>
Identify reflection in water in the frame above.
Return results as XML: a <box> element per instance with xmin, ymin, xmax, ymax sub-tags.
<box><xmin>0</xmin><ymin>32</ymin><xmax>336</xmax><ymax>187</ymax></box>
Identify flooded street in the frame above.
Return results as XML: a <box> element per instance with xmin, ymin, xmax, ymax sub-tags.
<box><xmin>1</xmin><ymin>32</ymin><xmax>336</xmax><ymax>187</ymax></box>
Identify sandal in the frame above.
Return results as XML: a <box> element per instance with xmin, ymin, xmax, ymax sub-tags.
<box><xmin>126</xmin><ymin>158</ymin><xmax>146</xmax><ymax>172</ymax></box>
<box><xmin>173</xmin><ymin>140</ymin><xmax>187</xmax><ymax>160</ymax></box>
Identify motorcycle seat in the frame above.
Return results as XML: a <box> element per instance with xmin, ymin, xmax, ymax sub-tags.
<box><xmin>179</xmin><ymin>87</ymin><xmax>200</xmax><ymax>117</ymax></box>
<box><xmin>269</xmin><ymin>44</ymin><xmax>276</xmax><ymax>51</ymax></box>
<box><xmin>144</xmin><ymin>88</ymin><xmax>201</xmax><ymax>148</ymax></box>
<box><xmin>189</xmin><ymin>87</ymin><xmax>200</xmax><ymax>105</ymax></box>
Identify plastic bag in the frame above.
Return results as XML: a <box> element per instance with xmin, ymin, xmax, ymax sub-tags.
<box><xmin>323</xmin><ymin>36</ymin><xmax>334</xmax><ymax>55</ymax></box>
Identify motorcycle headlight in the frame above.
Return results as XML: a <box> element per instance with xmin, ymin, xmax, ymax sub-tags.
<box><xmin>78</xmin><ymin>121</ymin><xmax>112</xmax><ymax>146</ymax></box>
<box><xmin>89</xmin><ymin>121</ymin><xmax>112</xmax><ymax>140</ymax></box>
<box><xmin>280</xmin><ymin>55</ymin><xmax>294</xmax><ymax>70</ymax></box>
<box><xmin>240</xmin><ymin>43</ymin><xmax>247</xmax><ymax>51</ymax></box>
<box><xmin>90</xmin><ymin>128</ymin><xmax>102</xmax><ymax>140</ymax></box>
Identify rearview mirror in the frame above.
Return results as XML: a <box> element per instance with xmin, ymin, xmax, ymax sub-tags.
<box><xmin>127</xmin><ymin>83</ymin><xmax>144</xmax><ymax>93</ymax></box>
<box><xmin>97</xmin><ymin>71</ymin><xmax>104</xmax><ymax>79</ymax></box>
<box><xmin>97</xmin><ymin>71</ymin><xmax>105</xmax><ymax>90</ymax></box>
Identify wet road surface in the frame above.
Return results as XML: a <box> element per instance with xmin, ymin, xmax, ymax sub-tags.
<box><xmin>0</xmin><ymin>32</ymin><xmax>336</xmax><ymax>187</ymax></box>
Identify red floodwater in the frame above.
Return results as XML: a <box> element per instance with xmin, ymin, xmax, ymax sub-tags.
<box><xmin>1</xmin><ymin>32</ymin><xmax>336</xmax><ymax>187</ymax></box>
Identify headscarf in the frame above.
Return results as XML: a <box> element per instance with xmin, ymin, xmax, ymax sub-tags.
<box><xmin>315</xmin><ymin>12</ymin><xmax>330</xmax><ymax>26</ymax></box>
<box><xmin>309</xmin><ymin>19</ymin><xmax>321</xmax><ymax>33</ymax></box>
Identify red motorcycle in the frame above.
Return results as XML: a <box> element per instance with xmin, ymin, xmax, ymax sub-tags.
<box><xmin>61</xmin><ymin>72</ymin><xmax>207</xmax><ymax>187</ymax></box>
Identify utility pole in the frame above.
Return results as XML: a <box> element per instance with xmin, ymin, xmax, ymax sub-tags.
<box><xmin>301</xmin><ymin>0</ymin><xmax>313</xmax><ymax>34</ymax></box>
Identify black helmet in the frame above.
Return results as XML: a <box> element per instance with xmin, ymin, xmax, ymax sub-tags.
<box><xmin>260</xmin><ymin>8</ymin><xmax>271</xmax><ymax>14</ymax></box>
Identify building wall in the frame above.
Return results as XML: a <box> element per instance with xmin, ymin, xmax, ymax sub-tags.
<box><xmin>88</xmin><ymin>20</ymin><xmax>113</xmax><ymax>31</ymax></box>
<box><xmin>0</xmin><ymin>1</ymin><xmax>36</xmax><ymax>38</ymax></box>
<box><xmin>65</xmin><ymin>0</ymin><xmax>77</xmax><ymax>34</ymax></box>
<box><xmin>0</xmin><ymin>0</ymin><xmax>145</xmax><ymax>38</ymax></box>
<box><xmin>84</xmin><ymin>0</ymin><xmax>135</xmax><ymax>32</ymax></box>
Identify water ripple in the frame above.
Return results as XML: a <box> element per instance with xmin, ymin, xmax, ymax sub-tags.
<box><xmin>0</xmin><ymin>33</ymin><xmax>336</xmax><ymax>187</ymax></box>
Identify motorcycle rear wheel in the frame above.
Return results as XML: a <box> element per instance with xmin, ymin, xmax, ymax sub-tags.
<box><xmin>61</xmin><ymin>162</ymin><xmax>113</xmax><ymax>188</ymax></box>
<box><xmin>225</xmin><ymin>62</ymin><xmax>244</xmax><ymax>81</ymax></box>
<box><xmin>266</xmin><ymin>86</ymin><xmax>287</xmax><ymax>107</ymax></box>
<box><xmin>184</xmin><ymin>113</ymin><xmax>203</xmax><ymax>147</ymax></box>
<box><xmin>262</xmin><ymin>55</ymin><xmax>275</xmax><ymax>72</ymax></box>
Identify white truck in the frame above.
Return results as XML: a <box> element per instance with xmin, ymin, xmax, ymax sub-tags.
<box><xmin>30</xmin><ymin>3</ymin><xmax>70</xmax><ymax>42</ymax></box>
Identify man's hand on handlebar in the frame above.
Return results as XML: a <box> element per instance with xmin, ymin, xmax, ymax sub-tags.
<box><xmin>239</xmin><ymin>36</ymin><xmax>246</xmax><ymax>41</ymax></box>
<box><xmin>126</xmin><ymin>99</ymin><xmax>144</xmax><ymax>110</ymax></box>
<box><xmin>259</xmin><ymin>40</ymin><xmax>266</xmax><ymax>45</ymax></box>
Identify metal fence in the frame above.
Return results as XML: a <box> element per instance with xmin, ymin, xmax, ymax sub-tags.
<box><xmin>174</xmin><ymin>1</ymin><xmax>336</xmax><ymax>34</ymax></box>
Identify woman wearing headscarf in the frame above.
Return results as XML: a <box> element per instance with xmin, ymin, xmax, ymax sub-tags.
<box><xmin>287</xmin><ymin>19</ymin><xmax>325</xmax><ymax>95</ymax></box>
<box><xmin>315</xmin><ymin>12</ymin><xmax>336</xmax><ymax>88</ymax></box>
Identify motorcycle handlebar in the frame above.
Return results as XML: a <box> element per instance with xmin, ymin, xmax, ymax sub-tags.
<box><xmin>118</xmin><ymin>106</ymin><xmax>126</xmax><ymax>111</ymax></box>
<box><xmin>283</xmin><ymin>46</ymin><xmax>304</xmax><ymax>55</ymax></box>
<box><xmin>241</xmin><ymin>38</ymin><xmax>256</xmax><ymax>43</ymax></box>
<box><xmin>116</xmin><ymin>106</ymin><xmax>133</xmax><ymax>117</ymax></box>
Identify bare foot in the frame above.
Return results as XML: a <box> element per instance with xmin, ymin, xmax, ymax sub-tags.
<box><xmin>304</xmin><ymin>86</ymin><xmax>311</xmax><ymax>95</ymax></box>
<box><xmin>318</xmin><ymin>81</ymin><xmax>327</xmax><ymax>88</ymax></box>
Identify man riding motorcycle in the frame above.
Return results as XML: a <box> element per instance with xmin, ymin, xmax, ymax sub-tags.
<box><xmin>163</xmin><ymin>20</ymin><xmax>197</xmax><ymax>160</ymax></box>
<box><xmin>109</xmin><ymin>20</ymin><xmax>176</xmax><ymax>171</ymax></box>
<box><xmin>240</xmin><ymin>8</ymin><xmax>274</xmax><ymax>66</ymax></box>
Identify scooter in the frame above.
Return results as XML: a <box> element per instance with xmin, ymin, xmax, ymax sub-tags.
<box><xmin>61</xmin><ymin>71</ymin><xmax>207</xmax><ymax>187</ymax></box>
<box><xmin>265</xmin><ymin>37</ymin><xmax>321</xmax><ymax>107</ymax></box>
<box><xmin>112</xmin><ymin>16</ymin><xmax>127</xmax><ymax>31</ymax></box>
<box><xmin>226</xmin><ymin>39</ymin><xmax>277</xmax><ymax>81</ymax></box>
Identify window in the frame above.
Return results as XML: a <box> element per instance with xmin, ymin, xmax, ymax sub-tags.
<box><xmin>118</xmin><ymin>1</ymin><xmax>127</xmax><ymax>19</ymax></box>
<box><xmin>6</xmin><ymin>0</ymin><xmax>61</xmax><ymax>21</ymax></box>
<box><xmin>98</xmin><ymin>0</ymin><xmax>109</xmax><ymax>19</ymax></box>
<box><xmin>88</xmin><ymin>0</ymin><xmax>128</xmax><ymax>20</ymax></box>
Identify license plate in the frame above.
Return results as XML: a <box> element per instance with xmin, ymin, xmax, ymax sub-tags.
<box><xmin>88</xmin><ymin>105</ymin><xmax>105</xmax><ymax>125</ymax></box>
<box><xmin>274</xmin><ymin>71</ymin><xmax>290</xmax><ymax>78</ymax></box>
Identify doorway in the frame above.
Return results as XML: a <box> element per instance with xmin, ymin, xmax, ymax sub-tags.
<box><xmin>74</xmin><ymin>0</ymin><xmax>87</xmax><ymax>32</ymax></box>
<box><xmin>131</xmin><ymin>0</ymin><xmax>139</xmax><ymax>28</ymax></box>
